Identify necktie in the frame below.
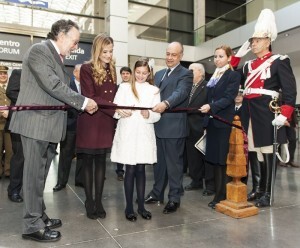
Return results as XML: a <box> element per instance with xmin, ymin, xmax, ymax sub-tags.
<box><xmin>1</xmin><ymin>84</ymin><xmax>6</xmax><ymax>91</ymax></box>
<box><xmin>59</xmin><ymin>54</ymin><xmax>64</xmax><ymax>63</ymax></box>
<box><xmin>165</xmin><ymin>68</ymin><xmax>171</xmax><ymax>78</ymax></box>
<box><xmin>158</xmin><ymin>68</ymin><xmax>171</xmax><ymax>88</ymax></box>
<box><xmin>235</xmin><ymin>106</ymin><xmax>239</xmax><ymax>111</ymax></box>
<box><xmin>189</xmin><ymin>84</ymin><xmax>198</xmax><ymax>104</ymax></box>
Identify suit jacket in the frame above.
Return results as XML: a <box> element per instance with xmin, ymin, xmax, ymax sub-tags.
<box><xmin>5</xmin><ymin>69</ymin><xmax>21</xmax><ymax>131</ymax></box>
<box><xmin>203</xmin><ymin>69</ymin><xmax>240</xmax><ymax>129</ymax></box>
<box><xmin>154</xmin><ymin>64</ymin><xmax>193</xmax><ymax>138</ymax></box>
<box><xmin>187</xmin><ymin>80</ymin><xmax>207</xmax><ymax>139</ymax></box>
<box><xmin>9</xmin><ymin>40</ymin><xmax>85</xmax><ymax>143</ymax></box>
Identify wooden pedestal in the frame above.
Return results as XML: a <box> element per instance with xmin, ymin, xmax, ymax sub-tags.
<box><xmin>215</xmin><ymin>116</ymin><xmax>259</xmax><ymax>218</ymax></box>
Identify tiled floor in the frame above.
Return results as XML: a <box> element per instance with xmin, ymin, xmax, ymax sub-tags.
<box><xmin>1</xmin><ymin>152</ymin><xmax>300</xmax><ymax>248</ymax></box>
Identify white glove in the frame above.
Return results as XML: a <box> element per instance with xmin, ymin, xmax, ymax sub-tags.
<box><xmin>272</xmin><ymin>114</ymin><xmax>287</xmax><ymax>126</ymax></box>
<box><xmin>235</xmin><ymin>40</ymin><xmax>251</xmax><ymax>58</ymax></box>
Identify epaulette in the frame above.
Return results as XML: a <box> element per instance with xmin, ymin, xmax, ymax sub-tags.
<box><xmin>279</xmin><ymin>54</ymin><xmax>289</xmax><ymax>60</ymax></box>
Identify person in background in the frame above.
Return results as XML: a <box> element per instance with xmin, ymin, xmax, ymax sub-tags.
<box><xmin>53</xmin><ymin>64</ymin><xmax>83</xmax><ymax>192</ymax></box>
<box><xmin>0</xmin><ymin>65</ymin><xmax>12</xmax><ymax>179</ymax></box>
<box><xmin>9</xmin><ymin>19</ymin><xmax>98</xmax><ymax>242</ymax></box>
<box><xmin>145</xmin><ymin>41</ymin><xmax>193</xmax><ymax>214</ymax></box>
<box><xmin>115</xmin><ymin>66</ymin><xmax>132</xmax><ymax>181</ymax></box>
<box><xmin>76</xmin><ymin>34</ymin><xmax>117</xmax><ymax>220</ymax></box>
<box><xmin>6</xmin><ymin>69</ymin><xmax>23</xmax><ymax>203</ymax></box>
<box><xmin>111</xmin><ymin>58</ymin><xmax>160</xmax><ymax>221</ymax></box>
<box><xmin>200</xmin><ymin>45</ymin><xmax>240</xmax><ymax>210</ymax></box>
<box><xmin>184</xmin><ymin>63</ymin><xmax>207</xmax><ymax>192</ymax></box>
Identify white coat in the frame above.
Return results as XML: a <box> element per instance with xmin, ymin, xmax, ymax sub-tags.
<box><xmin>111</xmin><ymin>82</ymin><xmax>161</xmax><ymax>165</ymax></box>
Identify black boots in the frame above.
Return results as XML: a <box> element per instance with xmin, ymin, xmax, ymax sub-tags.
<box><xmin>85</xmin><ymin>200</ymin><xmax>97</xmax><ymax>219</ymax></box>
<box><xmin>247</xmin><ymin>152</ymin><xmax>264</xmax><ymax>201</ymax></box>
<box><xmin>255</xmin><ymin>153</ymin><xmax>274</xmax><ymax>208</ymax></box>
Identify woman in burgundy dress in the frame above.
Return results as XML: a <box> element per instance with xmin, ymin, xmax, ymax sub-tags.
<box><xmin>76</xmin><ymin>34</ymin><xmax>117</xmax><ymax>219</ymax></box>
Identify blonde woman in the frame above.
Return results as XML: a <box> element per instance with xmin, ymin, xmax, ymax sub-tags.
<box><xmin>76</xmin><ymin>34</ymin><xmax>117</xmax><ymax>219</ymax></box>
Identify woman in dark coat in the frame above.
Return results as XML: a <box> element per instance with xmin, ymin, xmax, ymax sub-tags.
<box><xmin>200</xmin><ymin>45</ymin><xmax>240</xmax><ymax>209</ymax></box>
<box><xmin>76</xmin><ymin>34</ymin><xmax>117</xmax><ymax>219</ymax></box>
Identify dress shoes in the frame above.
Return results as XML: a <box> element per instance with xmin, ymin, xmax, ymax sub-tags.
<box><xmin>184</xmin><ymin>183</ymin><xmax>202</xmax><ymax>191</ymax></box>
<box><xmin>163</xmin><ymin>201</ymin><xmax>180</xmax><ymax>214</ymax></box>
<box><xmin>53</xmin><ymin>184</ymin><xmax>66</xmax><ymax>192</ymax></box>
<box><xmin>8</xmin><ymin>193</ymin><xmax>23</xmax><ymax>203</ymax></box>
<box><xmin>75</xmin><ymin>182</ymin><xmax>84</xmax><ymax>188</ymax></box>
<box><xmin>138</xmin><ymin>209</ymin><xmax>152</xmax><ymax>220</ymax></box>
<box><xmin>279</xmin><ymin>162</ymin><xmax>288</xmax><ymax>167</ymax></box>
<box><xmin>255</xmin><ymin>194</ymin><xmax>271</xmax><ymax>208</ymax></box>
<box><xmin>125</xmin><ymin>212</ymin><xmax>137</xmax><ymax>222</ymax></box>
<box><xmin>202</xmin><ymin>189</ymin><xmax>215</xmax><ymax>196</ymax></box>
<box><xmin>117</xmin><ymin>174</ymin><xmax>124</xmax><ymax>181</ymax></box>
<box><xmin>144</xmin><ymin>195</ymin><xmax>161</xmax><ymax>204</ymax></box>
<box><xmin>22</xmin><ymin>227</ymin><xmax>61</xmax><ymax>242</ymax></box>
<box><xmin>287</xmin><ymin>161</ymin><xmax>300</xmax><ymax>168</ymax></box>
<box><xmin>208</xmin><ymin>201</ymin><xmax>217</xmax><ymax>209</ymax></box>
<box><xmin>247</xmin><ymin>190</ymin><xmax>262</xmax><ymax>201</ymax></box>
<box><xmin>44</xmin><ymin>218</ymin><xmax>62</xmax><ymax>229</ymax></box>
<box><xmin>85</xmin><ymin>200</ymin><xmax>97</xmax><ymax>219</ymax></box>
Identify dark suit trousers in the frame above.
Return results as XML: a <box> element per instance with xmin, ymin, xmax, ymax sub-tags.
<box><xmin>7</xmin><ymin>132</ymin><xmax>24</xmax><ymax>196</ymax></box>
<box><xmin>57</xmin><ymin>131</ymin><xmax>76</xmax><ymax>185</ymax></box>
<box><xmin>151</xmin><ymin>137</ymin><xmax>185</xmax><ymax>203</ymax></box>
<box><xmin>286</xmin><ymin>126</ymin><xmax>297</xmax><ymax>162</ymax></box>
<box><xmin>21</xmin><ymin>136</ymin><xmax>57</xmax><ymax>234</ymax></box>
<box><xmin>186</xmin><ymin>135</ymin><xmax>205</xmax><ymax>183</ymax></box>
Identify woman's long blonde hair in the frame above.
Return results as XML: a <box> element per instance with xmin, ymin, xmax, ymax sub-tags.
<box><xmin>90</xmin><ymin>33</ymin><xmax>116</xmax><ymax>85</ymax></box>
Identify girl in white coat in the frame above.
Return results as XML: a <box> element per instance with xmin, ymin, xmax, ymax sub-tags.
<box><xmin>111</xmin><ymin>58</ymin><xmax>161</xmax><ymax>221</ymax></box>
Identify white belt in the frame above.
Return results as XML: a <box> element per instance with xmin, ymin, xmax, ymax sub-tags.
<box><xmin>243</xmin><ymin>88</ymin><xmax>279</xmax><ymax>98</ymax></box>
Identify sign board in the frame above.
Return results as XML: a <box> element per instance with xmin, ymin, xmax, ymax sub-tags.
<box><xmin>33</xmin><ymin>37</ymin><xmax>92</xmax><ymax>66</ymax></box>
<box><xmin>5</xmin><ymin>0</ymin><xmax>48</xmax><ymax>8</ymax></box>
<box><xmin>0</xmin><ymin>33</ymin><xmax>31</xmax><ymax>61</ymax></box>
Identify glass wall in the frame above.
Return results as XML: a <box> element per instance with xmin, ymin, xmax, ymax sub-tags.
<box><xmin>195</xmin><ymin>0</ymin><xmax>299</xmax><ymax>45</ymax></box>
<box><xmin>128</xmin><ymin>0</ymin><xmax>194</xmax><ymax>45</ymax></box>
<box><xmin>0</xmin><ymin>0</ymin><xmax>105</xmax><ymax>35</ymax></box>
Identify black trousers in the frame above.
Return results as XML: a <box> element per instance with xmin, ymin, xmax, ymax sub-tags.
<box><xmin>286</xmin><ymin>126</ymin><xmax>297</xmax><ymax>162</ymax></box>
<box><xmin>7</xmin><ymin>132</ymin><xmax>24</xmax><ymax>196</ymax></box>
<box><xmin>186</xmin><ymin>136</ymin><xmax>205</xmax><ymax>184</ymax></box>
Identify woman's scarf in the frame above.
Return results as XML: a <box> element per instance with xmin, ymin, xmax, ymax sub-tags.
<box><xmin>207</xmin><ymin>64</ymin><xmax>230</xmax><ymax>88</ymax></box>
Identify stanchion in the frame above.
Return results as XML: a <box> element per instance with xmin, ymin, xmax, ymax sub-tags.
<box><xmin>216</xmin><ymin>116</ymin><xmax>259</xmax><ymax>218</ymax></box>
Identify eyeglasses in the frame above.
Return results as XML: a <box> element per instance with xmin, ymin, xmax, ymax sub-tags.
<box><xmin>65</xmin><ymin>33</ymin><xmax>79</xmax><ymax>47</ymax></box>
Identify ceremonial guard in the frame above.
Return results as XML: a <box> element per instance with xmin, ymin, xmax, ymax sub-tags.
<box><xmin>232</xmin><ymin>9</ymin><xmax>297</xmax><ymax>207</ymax></box>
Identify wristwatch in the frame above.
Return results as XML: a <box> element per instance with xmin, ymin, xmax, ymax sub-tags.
<box><xmin>163</xmin><ymin>100</ymin><xmax>170</xmax><ymax>109</ymax></box>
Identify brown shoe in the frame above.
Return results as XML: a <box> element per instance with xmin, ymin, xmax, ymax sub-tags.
<box><xmin>279</xmin><ymin>162</ymin><xmax>288</xmax><ymax>167</ymax></box>
<box><xmin>288</xmin><ymin>161</ymin><xmax>300</xmax><ymax>168</ymax></box>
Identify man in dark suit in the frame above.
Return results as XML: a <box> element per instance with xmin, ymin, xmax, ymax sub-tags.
<box><xmin>145</xmin><ymin>42</ymin><xmax>193</xmax><ymax>214</ymax></box>
<box><xmin>6</xmin><ymin>69</ymin><xmax>24</xmax><ymax>203</ymax></box>
<box><xmin>9</xmin><ymin>20</ymin><xmax>98</xmax><ymax>242</ymax></box>
<box><xmin>53</xmin><ymin>64</ymin><xmax>83</xmax><ymax>192</ymax></box>
<box><xmin>184</xmin><ymin>63</ymin><xmax>208</xmax><ymax>191</ymax></box>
